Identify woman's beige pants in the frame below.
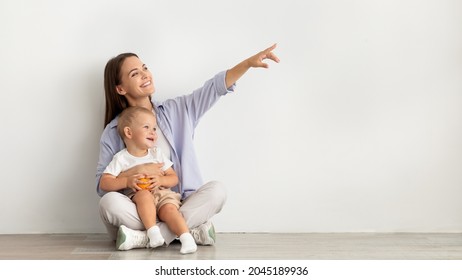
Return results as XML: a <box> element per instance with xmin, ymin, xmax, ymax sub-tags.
<box><xmin>99</xmin><ymin>181</ymin><xmax>226</xmax><ymax>245</ymax></box>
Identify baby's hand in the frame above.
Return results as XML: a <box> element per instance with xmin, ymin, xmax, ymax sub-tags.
<box><xmin>149</xmin><ymin>175</ymin><xmax>163</xmax><ymax>188</ymax></box>
<box><xmin>127</xmin><ymin>174</ymin><xmax>151</xmax><ymax>191</ymax></box>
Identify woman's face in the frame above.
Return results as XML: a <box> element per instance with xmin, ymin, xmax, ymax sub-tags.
<box><xmin>117</xmin><ymin>56</ymin><xmax>155</xmax><ymax>99</ymax></box>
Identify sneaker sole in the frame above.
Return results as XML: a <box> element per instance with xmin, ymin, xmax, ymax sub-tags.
<box><xmin>116</xmin><ymin>226</ymin><xmax>128</xmax><ymax>250</ymax></box>
<box><xmin>208</xmin><ymin>224</ymin><xmax>216</xmax><ymax>245</ymax></box>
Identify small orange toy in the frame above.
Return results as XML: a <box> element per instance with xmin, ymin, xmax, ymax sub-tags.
<box><xmin>137</xmin><ymin>178</ymin><xmax>150</xmax><ymax>189</ymax></box>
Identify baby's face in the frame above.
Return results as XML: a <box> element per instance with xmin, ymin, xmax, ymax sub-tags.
<box><xmin>130</xmin><ymin>111</ymin><xmax>158</xmax><ymax>149</ymax></box>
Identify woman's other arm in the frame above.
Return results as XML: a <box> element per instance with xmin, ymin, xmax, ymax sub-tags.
<box><xmin>99</xmin><ymin>173</ymin><xmax>129</xmax><ymax>192</ymax></box>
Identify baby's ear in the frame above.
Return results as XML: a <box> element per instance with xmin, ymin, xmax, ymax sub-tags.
<box><xmin>123</xmin><ymin>127</ymin><xmax>132</xmax><ymax>138</ymax></box>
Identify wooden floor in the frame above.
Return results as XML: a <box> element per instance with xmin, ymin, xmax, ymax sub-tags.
<box><xmin>0</xmin><ymin>232</ymin><xmax>461</xmax><ymax>260</ymax></box>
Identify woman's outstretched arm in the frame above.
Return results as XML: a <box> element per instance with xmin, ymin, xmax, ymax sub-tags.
<box><xmin>225</xmin><ymin>43</ymin><xmax>280</xmax><ymax>88</ymax></box>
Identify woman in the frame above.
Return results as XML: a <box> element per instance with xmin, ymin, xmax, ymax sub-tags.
<box><xmin>96</xmin><ymin>44</ymin><xmax>279</xmax><ymax>250</ymax></box>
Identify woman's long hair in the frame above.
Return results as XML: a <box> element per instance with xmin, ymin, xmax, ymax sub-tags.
<box><xmin>103</xmin><ymin>53</ymin><xmax>138</xmax><ymax>127</ymax></box>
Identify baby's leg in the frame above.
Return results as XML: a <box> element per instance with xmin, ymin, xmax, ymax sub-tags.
<box><xmin>158</xmin><ymin>203</ymin><xmax>197</xmax><ymax>254</ymax></box>
<box><xmin>132</xmin><ymin>190</ymin><xmax>164</xmax><ymax>248</ymax></box>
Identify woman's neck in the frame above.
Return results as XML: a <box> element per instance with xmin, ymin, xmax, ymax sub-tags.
<box><xmin>127</xmin><ymin>97</ymin><xmax>153</xmax><ymax>111</ymax></box>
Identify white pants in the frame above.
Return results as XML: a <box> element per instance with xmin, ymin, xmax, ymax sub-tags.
<box><xmin>99</xmin><ymin>181</ymin><xmax>226</xmax><ymax>245</ymax></box>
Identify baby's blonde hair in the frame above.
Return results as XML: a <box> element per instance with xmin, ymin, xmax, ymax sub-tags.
<box><xmin>117</xmin><ymin>106</ymin><xmax>154</xmax><ymax>139</ymax></box>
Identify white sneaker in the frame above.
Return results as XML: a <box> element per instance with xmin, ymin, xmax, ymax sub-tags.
<box><xmin>116</xmin><ymin>225</ymin><xmax>149</xmax><ymax>251</ymax></box>
<box><xmin>190</xmin><ymin>221</ymin><xmax>216</xmax><ymax>245</ymax></box>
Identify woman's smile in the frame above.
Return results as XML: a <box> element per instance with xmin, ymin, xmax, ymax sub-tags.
<box><xmin>141</xmin><ymin>80</ymin><xmax>152</xmax><ymax>88</ymax></box>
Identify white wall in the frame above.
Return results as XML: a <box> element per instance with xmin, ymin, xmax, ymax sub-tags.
<box><xmin>1</xmin><ymin>0</ymin><xmax>461</xmax><ymax>234</ymax></box>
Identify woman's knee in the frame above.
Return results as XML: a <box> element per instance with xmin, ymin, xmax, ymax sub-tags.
<box><xmin>203</xmin><ymin>180</ymin><xmax>227</xmax><ymax>209</ymax></box>
<box><xmin>198</xmin><ymin>181</ymin><xmax>227</xmax><ymax>212</ymax></box>
<box><xmin>99</xmin><ymin>191</ymin><xmax>125</xmax><ymax>213</ymax></box>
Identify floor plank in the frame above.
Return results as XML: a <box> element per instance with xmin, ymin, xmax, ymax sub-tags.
<box><xmin>0</xmin><ymin>233</ymin><xmax>461</xmax><ymax>260</ymax></box>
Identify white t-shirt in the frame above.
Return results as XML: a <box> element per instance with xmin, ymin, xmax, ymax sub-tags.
<box><xmin>103</xmin><ymin>147</ymin><xmax>173</xmax><ymax>176</ymax></box>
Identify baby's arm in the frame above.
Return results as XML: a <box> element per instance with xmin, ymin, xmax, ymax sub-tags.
<box><xmin>152</xmin><ymin>167</ymin><xmax>178</xmax><ymax>189</ymax></box>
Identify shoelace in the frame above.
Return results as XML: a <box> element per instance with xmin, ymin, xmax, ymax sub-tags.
<box><xmin>191</xmin><ymin>226</ymin><xmax>209</xmax><ymax>244</ymax></box>
<box><xmin>131</xmin><ymin>232</ymin><xmax>149</xmax><ymax>246</ymax></box>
